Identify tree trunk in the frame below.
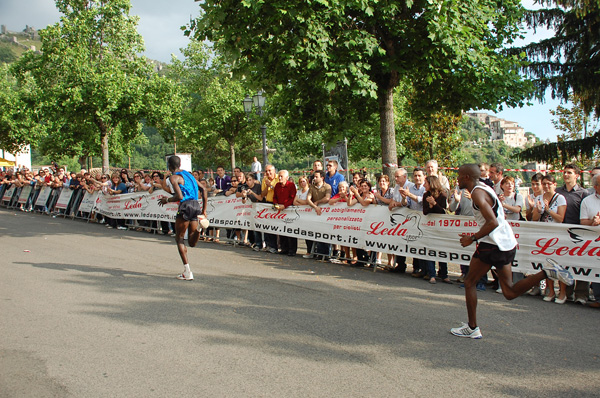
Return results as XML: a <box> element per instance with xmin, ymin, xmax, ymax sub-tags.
<box><xmin>101</xmin><ymin>131</ymin><xmax>110</xmax><ymax>175</ymax></box>
<box><xmin>378</xmin><ymin>86</ymin><xmax>398</xmax><ymax>180</ymax></box>
<box><xmin>230</xmin><ymin>143</ymin><xmax>236</xmax><ymax>172</ymax></box>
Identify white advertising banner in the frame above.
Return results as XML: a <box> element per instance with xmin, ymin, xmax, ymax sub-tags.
<box><xmin>2</xmin><ymin>185</ymin><xmax>15</xmax><ymax>202</ymax></box>
<box><xmin>17</xmin><ymin>185</ymin><xmax>32</xmax><ymax>204</ymax></box>
<box><xmin>35</xmin><ymin>186</ymin><xmax>52</xmax><ymax>207</ymax></box>
<box><xmin>94</xmin><ymin>190</ymin><xmax>179</xmax><ymax>221</ymax></box>
<box><xmin>54</xmin><ymin>188</ymin><xmax>74</xmax><ymax>210</ymax></box>
<box><xmin>83</xmin><ymin>193</ymin><xmax>600</xmax><ymax>282</ymax></box>
<box><xmin>246</xmin><ymin>202</ymin><xmax>600</xmax><ymax>283</ymax></box>
<box><xmin>206</xmin><ymin>195</ymin><xmax>252</xmax><ymax>229</ymax></box>
<box><xmin>78</xmin><ymin>191</ymin><xmax>99</xmax><ymax>213</ymax></box>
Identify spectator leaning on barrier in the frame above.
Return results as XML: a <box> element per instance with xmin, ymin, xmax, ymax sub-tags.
<box><xmin>580</xmin><ymin>174</ymin><xmax>600</xmax><ymax>309</ymax></box>
<box><xmin>349</xmin><ymin>172</ymin><xmax>362</xmax><ymax>190</ymax></box>
<box><xmin>388</xmin><ymin>168</ymin><xmax>413</xmax><ymax>273</ymax></box>
<box><xmin>422</xmin><ymin>175</ymin><xmax>450</xmax><ymax>284</ymax></box>
<box><xmin>556</xmin><ymin>163</ymin><xmax>590</xmax><ymax>305</ymax></box>
<box><xmin>532</xmin><ymin>174</ymin><xmax>567</xmax><ymax>303</ymax></box>
<box><xmin>303</xmin><ymin>170</ymin><xmax>331</xmax><ymax>259</ymax></box>
<box><xmin>328</xmin><ymin>181</ymin><xmax>351</xmax><ymax>264</ymax></box>
<box><xmin>273</xmin><ymin>170</ymin><xmax>297</xmax><ymax>256</ymax></box>
<box><xmin>241</xmin><ymin>173</ymin><xmax>264</xmax><ymax>251</ymax></box>
<box><xmin>374</xmin><ymin>174</ymin><xmax>394</xmax><ymax>267</ymax></box>
<box><xmin>294</xmin><ymin>176</ymin><xmax>310</xmax><ymax>206</ymax></box>
<box><xmin>489</xmin><ymin>163</ymin><xmax>504</xmax><ymax>196</ymax></box>
<box><xmin>348</xmin><ymin>178</ymin><xmax>376</xmax><ymax>266</ymax></box>
<box><xmin>401</xmin><ymin>167</ymin><xmax>426</xmax><ymax>276</ymax></box>
<box><xmin>261</xmin><ymin>164</ymin><xmax>280</xmax><ymax>253</ymax></box>
<box><xmin>497</xmin><ymin>175</ymin><xmax>525</xmax><ymax>293</ymax></box>
<box><xmin>104</xmin><ymin>173</ymin><xmax>128</xmax><ymax>230</ymax></box>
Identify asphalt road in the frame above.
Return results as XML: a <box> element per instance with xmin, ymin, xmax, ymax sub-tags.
<box><xmin>1</xmin><ymin>208</ymin><xmax>599</xmax><ymax>397</ymax></box>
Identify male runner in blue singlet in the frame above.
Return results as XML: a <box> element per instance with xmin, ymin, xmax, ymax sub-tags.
<box><xmin>158</xmin><ymin>156</ymin><xmax>207</xmax><ymax>280</ymax></box>
<box><xmin>451</xmin><ymin>164</ymin><xmax>574</xmax><ymax>339</ymax></box>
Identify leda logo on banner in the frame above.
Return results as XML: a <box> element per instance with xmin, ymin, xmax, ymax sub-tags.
<box><xmin>255</xmin><ymin>206</ymin><xmax>301</xmax><ymax>224</ymax></box>
<box><xmin>366</xmin><ymin>212</ymin><xmax>423</xmax><ymax>242</ymax></box>
<box><xmin>533</xmin><ymin>227</ymin><xmax>600</xmax><ymax>257</ymax></box>
<box><xmin>124</xmin><ymin>196</ymin><xmax>150</xmax><ymax>211</ymax></box>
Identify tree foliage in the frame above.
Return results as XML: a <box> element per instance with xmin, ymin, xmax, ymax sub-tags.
<box><xmin>188</xmin><ymin>0</ymin><xmax>532</xmax><ymax>178</ymax></box>
<box><xmin>519</xmin><ymin>95</ymin><xmax>600</xmax><ymax>166</ymax></box>
<box><xmin>0</xmin><ymin>63</ymin><xmax>44</xmax><ymax>153</ymax></box>
<box><xmin>11</xmin><ymin>0</ymin><xmax>182</xmax><ymax>172</ymax></box>
<box><xmin>517</xmin><ymin>0</ymin><xmax>600</xmax><ymax>116</ymax></box>
<box><xmin>168</xmin><ymin>40</ymin><xmax>261</xmax><ymax>171</ymax></box>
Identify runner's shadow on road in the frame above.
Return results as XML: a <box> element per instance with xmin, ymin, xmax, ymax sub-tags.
<box><xmin>14</xmin><ymin>261</ymin><xmax>152</xmax><ymax>278</ymax></box>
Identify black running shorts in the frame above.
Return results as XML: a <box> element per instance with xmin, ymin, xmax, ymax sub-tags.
<box><xmin>177</xmin><ymin>200</ymin><xmax>201</xmax><ymax>221</ymax></box>
<box><xmin>473</xmin><ymin>242</ymin><xmax>516</xmax><ymax>269</ymax></box>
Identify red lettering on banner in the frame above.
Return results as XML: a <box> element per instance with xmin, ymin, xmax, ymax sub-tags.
<box><xmin>532</xmin><ymin>238</ymin><xmax>559</xmax><ymax>255</ymax></box>
<box><xmin>366</xmin><ymin>221</ymin><xmax>407</xmax><ymax>237</ymax></box>
<box><xmin>124</xmin><ymin>198</ymin><xmax>143</xmax><ymax>210</ymax></box>
<box><xmin>255</xmin><ymin>209</ymin><xmax>287</xmax><ymax>220</ymax></box>
<box><xmin>533</xmin><ymin>237</ymin><xmax>600</xmax><ymax>257</ymax></box>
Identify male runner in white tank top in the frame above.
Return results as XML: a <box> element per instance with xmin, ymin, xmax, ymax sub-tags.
<box><xmin>451</xmin><ymin>164</ymin><xmax>574</xmax><ymax>339</ymax></box>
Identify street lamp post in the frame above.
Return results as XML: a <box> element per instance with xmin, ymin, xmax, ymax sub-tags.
<box><xmin>243</xmin><ymin>90</ymin><xmax>268</xmax><ymax>167</ymax></box>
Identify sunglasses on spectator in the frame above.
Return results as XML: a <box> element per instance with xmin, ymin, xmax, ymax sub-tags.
<box><xmin>101</xmin><ymin>176</ymin><xmax>108</xmax><ymax>179</ymax></box>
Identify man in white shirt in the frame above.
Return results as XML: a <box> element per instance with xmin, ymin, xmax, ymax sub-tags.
<box><xmin>489</xmin><ymin>163</ymin><xmax>504</xmax><ymax>196</ymax></box>
<box><xmin>425</xmin><ymin>159</ymin><xmax>450</xmax><ymax>191</ymax></box>
<box><xmin>251</xmin><ymin>157</ymin><xmax>262</xmax><ymax>181</ymax></box>
<box><xmin>580</xmin><ymin>174</ymin><xmax>600</xmax><ymax>309</ymax></box>
<box><xmin>388</xmin><ymin>168</ymin><xmax>412</xmax><ymax>211</ymax></box>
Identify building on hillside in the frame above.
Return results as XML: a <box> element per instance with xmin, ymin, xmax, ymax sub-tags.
<box><xmin>465</xmin><ymin>112</ymin><xmax>531</xmax><ymax>148</ymax></box>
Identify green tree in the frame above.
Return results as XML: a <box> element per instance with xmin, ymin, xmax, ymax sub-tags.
<box><xmin>188</xmin><ymin>0</ymin><xmax>531</xmax><ymax>178</ymax></box>
<box><xmin>0</xmin><ymin>63</ymin><xmax>43</xmax><ymax>153</ymax></box>
<box><xmin>169</xmin><ymin>41</ymin><xmax>260</xmax><ymax>171</ymax></box>
<box><xmin>12</xmin><ymin>0</ymin><xmax>181</xmax><ymax>173</ymax></box>
<box><xmin>517</xmin><ymin>0</ymin><xmax>600</xmax><ymax>116</ymax></box>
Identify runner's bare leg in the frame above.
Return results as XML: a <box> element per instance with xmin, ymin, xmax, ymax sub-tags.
<box><xmin>188</xmin><ymin>220</ymin><xmax>200</xmax><ymax>247</ymax></box>
<box><xmin>463</xmin><ymin>258</ymin><xmax>492</xmax><ymax>329</ymax></box>
<box><xmin>495</xmin><ymin>265</ymin><xmax>546</xmax><ymax>300</ymax></box>
<box><xmin>175</xmin><ymin>218</ymin><xmax>190</xmax><ymax>265</ymax></box>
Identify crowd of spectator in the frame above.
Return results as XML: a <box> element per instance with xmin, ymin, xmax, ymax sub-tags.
<box><xmin>2</xmin><ymin>160</ymin><xmax>599</xmax><ymax>309</ymax></box>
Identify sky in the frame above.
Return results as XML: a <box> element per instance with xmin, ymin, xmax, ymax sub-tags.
<box><xmin>0</xmin><ymin>0</ymin><xmax>568</xmax><ymax>142</ymax></box>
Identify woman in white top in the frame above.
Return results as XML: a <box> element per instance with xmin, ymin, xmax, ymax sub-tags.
<box><xmin>293</xmin><ymin>176</ymin><xmax>310</xmax><ymax>205</ymax></box>
<box><xmin>532</xmin><ymin>174</ymin><xmax>568</xmax><ymax>303</ymax></box>
<box><xmin>498</xmin><ymin>176</ymin><xmax>524</xmax><ymax>220</ymax></box>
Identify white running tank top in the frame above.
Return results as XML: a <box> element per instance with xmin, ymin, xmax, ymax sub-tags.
<box><xmin>472</xmin><ymin>184</ymin><xmax>517</xmax><ymax>251</ymax></box>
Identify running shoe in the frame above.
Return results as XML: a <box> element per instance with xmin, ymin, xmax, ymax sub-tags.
<box><xmin>117</xmin><ymin>226</ymin><xmax>127</xmax><ymax>230</ymax></box>
<box><xmin>543</xmin><ymin>259</ymin><xmax>574</xmax><ymax>286</ymax></box>
<box><xmin>176</xmin><ymin>272</ymin><xmax>194</xmax><ymax>281</ymax></box>
<box><xmin>450</xmin><ymin>322</ymin><xmax>482</xmax><ymax>339</ymax></box>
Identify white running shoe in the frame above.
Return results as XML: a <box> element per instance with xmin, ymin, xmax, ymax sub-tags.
<box><xmin>450</xmin><ymin>322</ymin><xmax>482</xmax><ymax>339</ymax></box>
<box><xmin>543</xmin><ymin>259</ymin><xmax>574</xmax><ymax>286</ymax></box>
<box><xmin>176</xmin><ymin>272</ymin><xmax>194</xmax><ymax>281</ymax></box>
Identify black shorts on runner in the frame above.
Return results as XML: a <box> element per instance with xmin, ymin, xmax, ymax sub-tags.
<box><xmin>177</xmin><ymin>200</ymin><xmax>201</xmax><ymax>221</ymax></box>
<box><xmin>473</xmin><ymin>242</ymin><xmax>516</xmax><ymax>269</ymax></box>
